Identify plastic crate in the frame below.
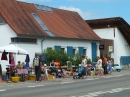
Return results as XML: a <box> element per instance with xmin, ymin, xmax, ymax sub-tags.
<box><xmin>2</xmin><ymin>75</ymin><xmax>7</xmax><ymax>81</ymax></box>
<box><xmin>29</xmin><ymin>76</ymin><xmax>36</xmax><ymax>80</ymax></box>
<box><xmin>11</xmin><ymin>77</ymin><xmax>20</xmax><ymax>82</ymax></box>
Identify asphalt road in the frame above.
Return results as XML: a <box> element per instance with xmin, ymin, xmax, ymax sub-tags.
<box><xmin>0</xmin><ymin>74</ymin><xmax>130</xmax><ymax>97</ymax></box>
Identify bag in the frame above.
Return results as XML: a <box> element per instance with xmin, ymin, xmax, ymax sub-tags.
<box><xmin>20</xmin><ymin>73</ymin><xmax>25</xmax><ymax>82</ymax></box>
<box><xmin>34</xmin><ymin>58</ymin><xmax>39</xmax><ymax>66</ymax></box>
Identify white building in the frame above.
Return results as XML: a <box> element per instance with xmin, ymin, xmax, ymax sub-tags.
<box><xmin>0</xmin><ymin>0</ymin><xmax>101</xmax><ymax>71</ymax></box>
<box><xmin>86</xmin><ymin>17</ymin><xmax>130</xmax><ymax>66</ymax></box>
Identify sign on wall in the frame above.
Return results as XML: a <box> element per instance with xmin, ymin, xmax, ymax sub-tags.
<box><xmin>109</xmin><ymin>46</ymin><xmax>113</xmax><ymax>52</ymax></box>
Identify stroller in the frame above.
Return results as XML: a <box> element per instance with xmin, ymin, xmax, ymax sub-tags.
<box><xmin>73</xmin><ymin>66</ymin><xmax>84</xmax><ymax>79</ymax></box>
<box><xmin>49</xmin><ymin>67</ymin><xmax>63</xmax><ymax>78</ymax></box>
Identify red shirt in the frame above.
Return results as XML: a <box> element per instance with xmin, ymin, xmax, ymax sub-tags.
<box><xmin>103</xmin><ymin>57</ymin><xmax>107</xmax><ymax>65</ymax></box>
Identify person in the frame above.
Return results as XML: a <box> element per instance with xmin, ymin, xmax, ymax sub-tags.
<box><xmin>107</xmin><ymin>59</ymin><xmax>112</xmax><ymax>75</ymax></box>
<box><xmin>33</xmin><ymin>55</ymin><xmax>42</xmax><ymax>82</ymax></box>
<box><xmin>49</xmin><ymin>59</ymin><xmax>57</xmax><ymax>78</ymax></box>
<box><xmin>43</xmin><ymin>64</ymin><xmax>48</xmax><ymax>81</ymax></box>
<box><xmin>81</xmin><ymin>55</ymin><xmax>87</xmax><ymax>78</ymax></box>
<box><xmin>50</xmin><ymin>59</ymin><xmax>55</xmax><ymax>67</ymax></box>
<box><xmin>103</xmin><ymin>55</ymin><xmax>108</xmax><ymax>75</ymax></box>
<box><xmin>55</xmin><ymin>60</ymin><xmax>60</xmax><ymax>69</ymax></box>
<box><xmin>17</xmin><ymin>61</ymin><xmax>22</xmax><ymax>69</ymax></box>
<box><xmin>97</xmin><ymin>56</ymin><xmax>103</xmax><ymax>76</ymax></box>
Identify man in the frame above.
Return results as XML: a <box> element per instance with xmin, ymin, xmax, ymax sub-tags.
<box><xmin>33</xmin><ymin>54</ymin><xmax>42</xmax><ymax>82</ymax></box>
<box><xmin>103</xmin><ymin>55</ymin><xmax>108</xmax><ymax>75</ymax></box>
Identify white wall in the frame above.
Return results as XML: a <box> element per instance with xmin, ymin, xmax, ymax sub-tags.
<box><xmin>94</xmin><ymin>28</ymin><xmax>130</xmax><ymax>65</ymax></box>
<box><xmin>0</xmin><ymin>24</ymin><xmax>99</xmax><ymax>71</ymax></box>
<box><xmin>0</xmin><ymin>24</ymin><xmax>17</xmax><ymax>71</ymax></box>
<box><xmin>42</xmin><ymin>38</ymin><xmax>93</xmax><ymax>60</ymax></box>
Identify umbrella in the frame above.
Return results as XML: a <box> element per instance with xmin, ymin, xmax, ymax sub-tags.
<box><xmin>0</xmin><ymin>44</ymin><xmax>29</xmax><ymax>80</ymax></box>
<box><xmin>0</xmin><ymin>44</ymin><xmax>28</xmax><ymax>54</ymax></box>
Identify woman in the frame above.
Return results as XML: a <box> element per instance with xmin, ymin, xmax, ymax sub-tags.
<box><xmin>81</xmin><ymin>56</ymin><xmax>87</xmax><ymax>78</ymax></box>
<box><xmin>97</xmin><ymin>56</ymin><xmax>103</xmax><ymax>76</ymax></box>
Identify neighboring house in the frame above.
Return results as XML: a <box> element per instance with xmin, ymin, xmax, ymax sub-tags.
<box><xmin>0</xmin><ymin>0</ymin><xmax>101</xmax><ymax>70</ymax></box>
<box><xmin>86</xmin><ymin>17</ymin><xmax>130</xmax><ymax>66</ymax></box>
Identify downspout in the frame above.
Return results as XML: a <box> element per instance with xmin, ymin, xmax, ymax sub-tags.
<box><xmin>41</xmin><ymin>36</ymin><xmax>46</xmax><ymax>53</ymax></box>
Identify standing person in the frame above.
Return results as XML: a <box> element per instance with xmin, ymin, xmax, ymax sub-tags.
<box><xmin>103</xmin><ymin>55</ymin><xmax>108</xmax><ymax>75</ymax></box>
<box><xmin>43</xmin><ymin>64</ymin><xmax>48</xmax><ymax>81</ymax></box>
<box><xmin>97</xmin><ymin>56</ymin><xmax>103</xmax><ymax>76</ymax></box>
<box><xmin>33</xmin><ymin>55</ymin><xmax>42</xmax><ymax>82</ymax></box>
<box><xmin>81</xmin><ymin>55</ymin><xmax>87</xmax><ymax>78</ymax></box>
<box><xmin>107</xmin><ymin>59</ymin><xmax>112</xmax><ymax>75</ymax></box>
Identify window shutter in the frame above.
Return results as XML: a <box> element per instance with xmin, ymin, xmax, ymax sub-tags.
<box><xmin>67</xmin><ymin>46</ymin><xmax>73</xmax><ymax>56</ymax></box>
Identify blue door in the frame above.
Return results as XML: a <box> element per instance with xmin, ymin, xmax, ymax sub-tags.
<box><xmin>91</xmin><ymin>43</ymin><xmax>97</xmax><ymax>62</ymax></box>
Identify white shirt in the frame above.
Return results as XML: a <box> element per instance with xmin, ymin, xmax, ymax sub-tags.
<box><xmin>82</xmin><ymin>58</ymin><xmax>87</xmax><ymax>67</ymax></box>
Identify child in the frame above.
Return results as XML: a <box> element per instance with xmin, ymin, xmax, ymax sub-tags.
<box><xmin>43</xmin><ymin>64</ymin><xmax>48</xmax><ymax>81</ymax></box>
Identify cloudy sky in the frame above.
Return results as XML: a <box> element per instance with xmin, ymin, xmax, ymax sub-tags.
<box><xmin>18</xmin><ymin>0</ymin><xmax>130</xmax><ymax>24</ymax></box>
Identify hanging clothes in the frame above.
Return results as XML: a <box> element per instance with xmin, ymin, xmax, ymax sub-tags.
<box><xmin>25</xmin><ymin>54</ymin><xmax>30</xmax><ymax>69</ymax></box>
<box><xmin>25</xmin><ymin>54</ymin><xmax>30</xmax><ymax>62</ymax></box>
<box><xmin>9</xmin><ymin>53</ymin><xmax>15</xmax><ymax>68</ymax></box>
<box><xmin>1</xmin><ymin>51</ymin><xmax>8</xmax><ymax>60</ymax></box>
<box><xmin>25</xmin><ymin>62</ymin><xmax>29</xmax><ymax>69</ymax></box>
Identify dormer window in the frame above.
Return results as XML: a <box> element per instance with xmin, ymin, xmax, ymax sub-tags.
<box><xmin>32</xmin><ymin>13</ymin><xmax>55</xmax><ymax>37</ymax></box>
<box><xmin>0</xmin><ymin>16</ymin><xmax>5</xmax><ymax>24</ymax></box>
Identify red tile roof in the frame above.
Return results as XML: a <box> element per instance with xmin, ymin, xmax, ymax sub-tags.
<box><xmin>0</xmin><ymin>0</ymin><xmax>101</xmax><ymax>40</ymax></box>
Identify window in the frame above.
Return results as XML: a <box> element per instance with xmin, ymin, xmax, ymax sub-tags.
<box><xmin>61</xmin><ymin>48</ymin><xmax>65</xmax><ymax>52</ymax></box>
<box><xmin>32</xmin><ymin>13</ymin><xmax>55</xmax><ymax>37</ymax></box>
<box><xmin>11</xmin><ymin>37</ymin><xmax>37</xmax><ymax>43</ymax></box>
<box><xmin>0</xmin><ymin>16</ymin><xmax>5</xmax><ymax>24</ymax></box>
<box><xmin>73</xmin><ymin>48</ymin><xmax>76</xmax><ymax>55</ymax></box>
<box><xmin>34</xmin><ymin>4</ymin><xmax>53</xmax><ymax>12</ymax></box>
<box><xmin>83</xmin><ymin>49</ymin><xmax>86</xmax><ymax>56</ymax></box>
<box><xmin>34</xmin><ymin>4</ymin><xmax>41</xmax><ymax>10</ymax></box>
<box><xmin>41</xmin><ymin>5</ymin><xmax>48</xmax><ymax>11</ymax></box>
<box><xmin>46</xmin><ymin>6</ymin><xmax>53</xmax><ymax>12</ymax></box>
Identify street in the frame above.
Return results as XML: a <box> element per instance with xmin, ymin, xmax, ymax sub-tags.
<box><xmin>0</xmin><ymin>73</ymin><xmax>130</xmax><ymax>97</ymax></box>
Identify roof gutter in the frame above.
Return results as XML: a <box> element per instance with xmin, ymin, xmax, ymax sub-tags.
<box><xmin>41</xmin><ymin>36</ymin><xmax>46</xmax><ymax>53</ymax></box>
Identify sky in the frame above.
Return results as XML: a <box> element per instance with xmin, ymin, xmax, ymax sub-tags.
<box><xmin>18</xmin><ymin>0</ymin><xmax>130</xmax><ymax>24</ymax></box>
